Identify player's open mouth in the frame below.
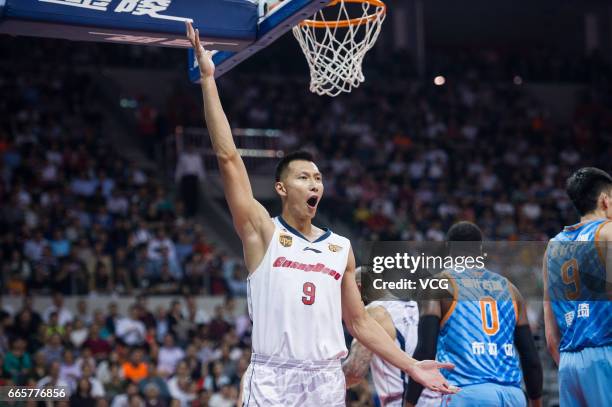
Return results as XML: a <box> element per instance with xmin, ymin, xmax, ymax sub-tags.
<box><xmin>307</xmin><ymin>196</ymin><xmax>318</xmax><ymax>208</ymax></box>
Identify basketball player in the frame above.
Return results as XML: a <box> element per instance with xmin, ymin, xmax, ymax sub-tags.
<box><xmin>543</xmin><ymin>167</ymin><xmax>612</xmax><ymax>407</ymax></box>
<box><xmin>343</xmin><ymin>268</ymin><xmax>441</xmax><ymax>407</ymax></box>
<box><xmin>405</xmin><ymin>222</ymin><xmax>543</xmax><ymax>407</ymax></box>
<box><xmin>185</xmin><ymin>22</ymin><xmax>458</xmax><ymax>407</ymax></box>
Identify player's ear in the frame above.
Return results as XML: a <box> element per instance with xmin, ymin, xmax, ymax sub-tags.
<box><xmin>599</xmin><ymin>190</ymin><xmax>610</xmax><ymax>211</ymax></box>
<box><xmin>275</xmin><ymin>181</ymin><xmax>287</xmax><ymax>197</ymax></box>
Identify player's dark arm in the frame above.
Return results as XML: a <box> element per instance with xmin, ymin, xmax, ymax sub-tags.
<box><xmin>405</xmin><ymin>299</ymin><xmax>442</xmax><ymax>407</ymax></box>
<box><xmin>341</xmin><ymin>248</ymin><xmax>458</xmax><ymax>395</ymax></box>
<box><xmin>510</xmin><ymin>283</ymin><xmax>543</xmax><ymax>407</ymax></box>
<box><xmin>542</xmin><ymin>246</ymin><xmax>560</xmax><ymax>365</ymax></box>
<box><xmin>343</xmin><ymin>306</ymin><xmax>394</xmax><ymax>387</ymax></box>
<box><xmin>186</xmin><ymin>22</ymin><xmax>272</xmax><ymax>254</ymax></box>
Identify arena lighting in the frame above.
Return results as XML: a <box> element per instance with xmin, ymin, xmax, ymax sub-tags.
<box><xmin>434</xmin><ymin>75</ymin><xmax>446</xmax><ymax>86</ymax></box>
<box><xmin>513</xmin><ymin>75</ymin><xmax>523</xmax><ymax>85</ymax></box>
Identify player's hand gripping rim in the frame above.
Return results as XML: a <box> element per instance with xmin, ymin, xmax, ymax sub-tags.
<box><xmin>407</xmin><ymin>360</ymin><xmax>460</xmax><ymax>394</ymax></box>
<box><xmin>185</xmin><ymin>21</ymin><xmax>215</xmax><ymax>79</ymax></box>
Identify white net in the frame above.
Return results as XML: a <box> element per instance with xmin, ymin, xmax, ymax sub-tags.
<box><xmin>292</xmin><ymin>0</ymin><xmax>386</xmax><ymax>97</ymax></box>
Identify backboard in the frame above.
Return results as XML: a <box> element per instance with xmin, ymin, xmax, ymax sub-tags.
<box><xmin>0</xmin><ymin>0</ymin><xmax>328</xmax><ymax>78</ymax></box>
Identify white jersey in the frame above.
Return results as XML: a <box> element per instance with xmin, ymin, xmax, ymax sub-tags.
<box><xmin>247</xmin><ymin>216</ymin><xmax>350</xmax><ymax>361</ymax></box>
<box><xmin>368</xmin><ymin>300</ymin><xmax>441</xmax><ymax>407</ymax></box>
<box><xmin>368</xmin><ymin>300</ymin><xmax>419</xmax><ymax>405</ymax></box>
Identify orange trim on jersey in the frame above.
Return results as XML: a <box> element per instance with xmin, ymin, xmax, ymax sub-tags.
<box><xmin>440</xmin><ymin>273</ymin><xmax>458</xmax><ymax>327</ymax></box>
<box><xmin>507</xmin><ymin>279</ymin><xmax>519</xmax><ymax>324</ymax></box>
<box><xmin>563</xmin><ymin>221</ymin><xmax>586</xmax><ymax>231</ymax></box>
<box><xmin>595</xmin><ymin>220</ymin><xmax>611</xmax><ymax>265</ymax></box>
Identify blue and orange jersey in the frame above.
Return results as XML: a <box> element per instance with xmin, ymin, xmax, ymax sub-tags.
<box><xmin>547</xmin><ymin>219</ymin><xmax>612</xmax><ymax>352</ymax></box>
<box><xmin>436</xmin><ymin>268</ymin><xmax>522</xmax><ymax>388</ymax></box>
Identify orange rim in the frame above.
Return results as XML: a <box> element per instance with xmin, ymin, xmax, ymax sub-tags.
<box><xmin>299</xmin><ymin>0</ymin><xmax>386</xmax><ymax>28</ymax></box>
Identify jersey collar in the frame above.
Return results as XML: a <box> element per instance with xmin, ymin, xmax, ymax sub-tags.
<box><xmin>277</xmin><ymin>216</ymin><xmax>332</xmax><ymax>243</ymax></box>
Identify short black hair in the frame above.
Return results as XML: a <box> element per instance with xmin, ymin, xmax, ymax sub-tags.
<box><xmin>446</xmin><ymin>221</ymin><xmax>483</xmax><ymax>257</ymax></box>
<box><xmin>566</xmin><ymin>167</ymin><xmax>612</xmax><ymax>216</ymax></box>
<box><xmin>446</xmin><ymin>221</ymin><xmax>483</xmax><ymax>242</ymax></box>
<box><xmin>274</xmin><ymin>150</ymin><xmax>314</xmax><ymax>182</ymax></box>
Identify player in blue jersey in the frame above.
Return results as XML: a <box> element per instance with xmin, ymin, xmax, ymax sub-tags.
<box><xmin>406</xmin><ymin>221</ymin><xmax>543</xmax><ymax>407</ymax></box>
<box><xmin>543</xmin><ymin>167</ymin><xmax>612</xmax><ymax>407</ymax></box>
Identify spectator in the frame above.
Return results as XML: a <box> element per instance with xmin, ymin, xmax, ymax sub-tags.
<box><xmin>10</xmin><ymin>308</ymin><xmax>38</xmax><ymax>340</ymax></box>
<box><xmin>208</xmin><ymin>307</ymin><xmax>231</xmax><ymax>342</ymax></box>
<box><xmin>50</xmin><ymin>229</ymin><xmax>71</xmax><ymax>259</ymax></box>
<box><xmin>167</xmin><ymin>361</ymin><xmax>196</xmax><ymax>407</ymax></box>
<box><xmin>59</xmin><ymin>349</ymin><xmax>81</xmax><ymax>392</ymax></box>
<box><xmin>208</xmin><ymin>383</ymin><xmax>237</xmax><ymax>407</ymax></box>
<box><xmin>156</xmin><ymin>334</ymin><xmax>184</xmax><ymax>378</ymax></box>
<box><xmin>111</xmin><ymin>382</ymin><xmax>140</xmax><ymax>407</ymax></box>
<box><xmin>105</xmin><ymin>302</ymin><xmax>120</xmax><ymax>336</ymax></box>
<box><xmin>3</xmin><ymin>337</ymin><xmax>31</xmax><ymax>385</ymax></box>
<box><xmin>76</xmin><ymin>347</ymin><xmax>97</xmax><ymax>371</ymax></box>
<box><xmin>84</xmin><ymin>324</ymin><xmax>112</xmax><ymax>361</ymax></box>
<box><xmin>122</xmin><ymin>348</ymin><xmax>148</xmax><ymax>383</ymax></box>
<box><xmin>138</xmin><ymin>362</ymin><xmax>171</xmax><ymax>401</ymax></box>
<box><xmin>135</xmin><ymin>295</ymin><xmax>157</xmax><ymax>330</ymax></box>
<box><xmin>143</xmin><ymin>382</ymin><xmax>168</xmax><ymax>407</ymax></box>
<box><xmin>182</xmin><ymin>295</ymin><xmax>210</xmax><ymax>326</ymax></box>
<box><xmin>70</xmin><ymin>318</ymin><xmax>89</xmax><ymax>348</ymax></box>
<box><xmin>81</xmin><ymin>361</ymin><xmax>106</xmax><ymax>398</ymax></box>
<box><xmin>103</xmin><ymin>362</ymin><xmax>125</xmax><ymax>401</ymax></box>
<box><xmin>116</xmin><ymin>306</ymin><xmax>146</xmax><ymax>347</ymax></box>
<box><xmin>70</xmin><ymin>377</ymin><xmax>96</xmax><ymax>405</ymax></box>
<box><xmin>43</xmin><ymin>292</ymin><xmax>74</xmax><ymax>327</ymax></box>
<box><xmin>37</xmin><ymin>361</ymin><xmax>71</xmax><ymax>395</ymax></box>
<box><xmin>174</xmin><ymin>145</ymin><xmax>205</xmax><ymax>217</ymax></box>
<box><xmin>226</xmin><ymin>265</ymin><xmax>247</xmax><ymax>296</ymax></box>
<box><xmin>41</xmin><ymin>333</ymin><xmax>64</xmax><ymax>365</ymax></box>
<box><xmin>76</xmin><ymin>299</ymin><xmax>92</xmax><ymax>326</ymax></box>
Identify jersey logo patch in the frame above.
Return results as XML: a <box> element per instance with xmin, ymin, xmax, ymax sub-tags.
<box><xmin>328</xmin><ymin>243</ymin><xmax>343</xmax><ymax>252</ymax></box>
<box><xmin>279</xmin><ymin>234</ymin><xmax>293</xmax><ymax>247</ymax></box>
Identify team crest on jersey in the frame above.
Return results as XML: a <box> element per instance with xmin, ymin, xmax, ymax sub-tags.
<box><xmin>328</xmin><ymin>243</ymin><xmax>343</xmax><ymax>252</ymax></box>
<box><xmin>279</xmin><ymin>234</ymin><xmax>293</xmax><ymax>247</ymax></box>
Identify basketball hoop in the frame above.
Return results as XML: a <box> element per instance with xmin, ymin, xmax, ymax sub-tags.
<box><xmin>292</xmin><ymin>0</ymin><xmax>386</xmax><ymax>97</ymax></box>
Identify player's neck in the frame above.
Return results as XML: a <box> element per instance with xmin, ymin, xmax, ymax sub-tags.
<box><xmin>281</xmin><ymin>211</ymin><xmax>313</xmax><ymax>237</ymax></box>
<box><xmin>580</xmin><ymin>210</ymin><xmax>606</xmax><ymax>223</ymax></box>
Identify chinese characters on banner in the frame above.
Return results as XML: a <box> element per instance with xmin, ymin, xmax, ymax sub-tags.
<box><xmin>39</xmin><ymin>0</ymin><xmax>193</xmax><ymax>22</ymax></box>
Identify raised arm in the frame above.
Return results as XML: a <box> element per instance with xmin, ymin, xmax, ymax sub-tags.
<box><xmin>509</xmin><ymin>283</ymin><xmax>543</xmax><ymax>407</ymax></box>
<box><xmin>341</xmin><ymin>247</ymin><xmax>458</xmax><ymax>395</ymax></box>
<box><xmin>342</xmin><ymin>305</ymin><xmax>395</xmax><ymax>387</ymax></box>
<box><xmin>186</xmin><ymin>22</ymin><xmax>273</xmax><ymax>271</ymax></box>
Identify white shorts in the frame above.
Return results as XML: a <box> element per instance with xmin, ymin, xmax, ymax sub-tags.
<box><xmin>379</xmin><ymin>389</ymin><xmax>441</xmax><ymax>407</ymax></box>
<box><xmin>242</xmin><ymin>353</ymin><xmax>345</xmax><ymax>407</ymax></box>
<box><xmin>416</xmin><ymin>389</ymin><xmax>443</xmax><ymax>407</ymax></box>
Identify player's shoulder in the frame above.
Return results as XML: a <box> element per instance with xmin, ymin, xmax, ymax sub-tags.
<box><xmin>327</xmin><ymin>228</ymin><xmax>350</xmax><ymax>243</ymax></box>
<box><xmin>596</xmin><ymin>219</ymin><xmax>612</xmax><ymax>240</ymax></box>
<box><xmin>364</xmin><ymin>302</ymin><xmax>390</xmax><ymax>320</ymax></box>
<box><xmin>364</xmin><ymin>303</ymin><xmax>395</xmax><ymax>334</ymax></box>
<box><xmin>325</xmin><ymin>229</ymin><xmax>351</xmax><ymax>253</ymax></box>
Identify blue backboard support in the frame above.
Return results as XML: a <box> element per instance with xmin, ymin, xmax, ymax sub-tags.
<box><xmin>189</xmin><ymin>0</ymin><xmax>329</xmax><ymax>81</ymax></box>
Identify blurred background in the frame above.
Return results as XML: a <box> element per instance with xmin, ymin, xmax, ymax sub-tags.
<box><xmin>0</xmin><ymin>0</ymin><xmax>611</xmax><ymax>405</ymax></box>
